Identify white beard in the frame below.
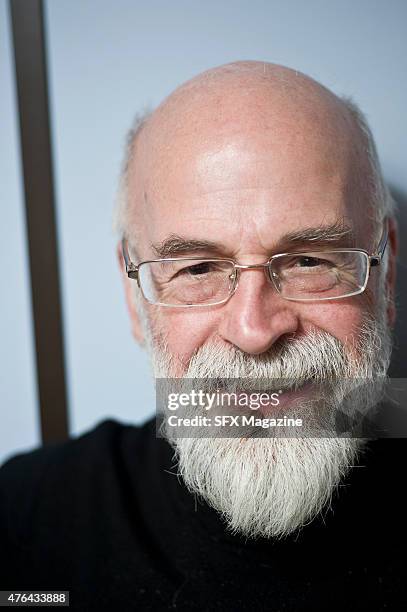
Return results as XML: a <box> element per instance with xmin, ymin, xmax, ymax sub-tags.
<box><xmin>135</xmin><ymin>288</ymin><xmax>392</xmax><ymax>539</ymax></box>
<box><xmin>170</xmin><ymin>435</ymin><xmax>363</xmax><ymax>539</ymax></box>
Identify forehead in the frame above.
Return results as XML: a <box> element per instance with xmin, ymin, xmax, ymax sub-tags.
<box><xmin>128</xmin><ymin>89</ymin><xmax>375</xmax><ymax>256</ymax></box>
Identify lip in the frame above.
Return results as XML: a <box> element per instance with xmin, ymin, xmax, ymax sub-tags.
<box><xmin>234</xmin><ymin>381</ymin><xmax>316</xmax><ymax>416</ymax></box>
<box><xmin>264</xmin><ymin>381</ymin><xmax>316</xmax><ymax>414</ymax></box>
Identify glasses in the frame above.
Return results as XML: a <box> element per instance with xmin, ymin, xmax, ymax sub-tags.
<box><xmin>122</xmin><ymin>223</ymin><xmax>388</xmax><ymax>307</ymax></box>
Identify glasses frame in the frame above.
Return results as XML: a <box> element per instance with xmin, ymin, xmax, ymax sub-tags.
<box><xmin>122</xmin><ymin>221</ymin><xmax>388</xmax><ymax>307</ymax></box>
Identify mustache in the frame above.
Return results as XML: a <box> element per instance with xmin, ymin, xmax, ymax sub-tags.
<box><xmin>185</xmin><ymin>330</ymin><xmax>351</xmax><ymax>385</ymax></box>
<box><xmin>151</xmin><ymin>314</ymin><xmax>389</xmax><ymax>388</ymax></box>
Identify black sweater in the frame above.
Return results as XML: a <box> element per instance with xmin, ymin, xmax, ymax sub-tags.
<box><xmin>0</xmin><ymin>418</ymin><xmax>406</xmax><ymax>611</ymax></box>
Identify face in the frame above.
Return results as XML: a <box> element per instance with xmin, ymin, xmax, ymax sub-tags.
<box><xmin>118</xmin><ymin>65</ymin><xmax>397</xmax><ymax>539</ymax></box>
<box><xmin>124</xmin><ymin>84</ymin><xmax>393</xmax><ymax>371</ymax></box>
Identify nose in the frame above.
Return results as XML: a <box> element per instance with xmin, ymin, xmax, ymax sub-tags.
<box><xmin>217</xmin><ymin>266</ymin><xmax>300</xmax><ymax>355</ymax></box>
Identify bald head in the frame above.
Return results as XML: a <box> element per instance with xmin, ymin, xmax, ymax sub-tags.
<box><xmin>115</xmin><ymin>61</ymin><xmax>392</xmax><ymax>247</ymax></box>
<box><xmin>146</xmin><ymin>61</ymin><xmax>353</xmax><ymax>139</ymax></box>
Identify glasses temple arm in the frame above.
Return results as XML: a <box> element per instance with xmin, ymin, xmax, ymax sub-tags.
<box><xmin>370</xmin><ymin>220</ymin><xmax>389</xmax><ymax>266</ymax></box>
<box><xmin>121</xmin><ymin>238</ymin><xmax>138</xmax><ymax>277</ymax></box>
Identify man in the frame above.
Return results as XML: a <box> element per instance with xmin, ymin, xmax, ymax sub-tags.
<box><xmin>0</xmin><ymin>61</ymin><xmax>404</xmax><ymax>610</ymax></box>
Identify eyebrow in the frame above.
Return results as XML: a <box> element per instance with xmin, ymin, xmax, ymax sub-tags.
<box><xmin>280</xmin><ymin>221</ymin><xmax>356</xmax><ymax>250</ymax></box>
<box><xmin>151</xmin><ymin>236</ymin><xmax>226</xmax><ymax>258</ymax></box>
<box><xmin>150</xmin><ymin>221</ymin><xmax>356</xmax><ymax>258</ymax></box>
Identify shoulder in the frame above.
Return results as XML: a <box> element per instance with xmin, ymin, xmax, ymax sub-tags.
<box><xmin>0</xmin><ymin>417</ymin><xmax>180</xmax><ymax>595</ymax></box>
<box><xmin>0</xmin><ymin>417</ymin><xmax>151</xmax><ymax>480</ymax></box>
<box><xmin>0</xmin><ymin>418</ymin><xmax>156</xmax><ymax>544</ymax></box>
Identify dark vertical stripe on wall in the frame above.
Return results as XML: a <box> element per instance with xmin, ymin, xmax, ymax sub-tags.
<box><xmin>9</xmin><ymin>0</ymin><xmax>69</xmax><ymax>443</ymax></box>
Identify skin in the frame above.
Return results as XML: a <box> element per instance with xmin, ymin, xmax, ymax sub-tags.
<box><xmin>117</xmin><ymin>61</ymin><xmax>397</xmax><ymax>375</ymax></box>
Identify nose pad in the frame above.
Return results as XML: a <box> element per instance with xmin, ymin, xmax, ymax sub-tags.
<box><xmin>266</xmin><ymin>266</ymin><xmax>281</xmax><ymax>292</ymax></box>
<box><xmin>228</xmin><ymin>268</ymin><xmax>239</xmax><ymax>292</ymax></box>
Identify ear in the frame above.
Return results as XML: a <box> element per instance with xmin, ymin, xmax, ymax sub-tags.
<box><xmin>116</xmin><ymin>242</ymin><xmax>146</xmax><ymax>345</ymax></box>
<box><xmin>385</xmin><ymin>216</ymin><xmax>398</xmax><ymax>328</ymax></box>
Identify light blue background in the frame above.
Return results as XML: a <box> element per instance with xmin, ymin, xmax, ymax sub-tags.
<box><xmin>1</xmin><ymin>0</ymin><xmax>406</xmax><ymax>463</ymax></box>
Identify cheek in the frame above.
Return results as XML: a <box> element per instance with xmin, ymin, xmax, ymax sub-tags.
<box><xmin>148</xmin><ymin>306</ymin><xmax>218</xmax><ymax>369</ymax></box>
<box><xmin>299</xmin><ymin>298</ymin><xmax>369</xmax><ymax>350</ymax></box>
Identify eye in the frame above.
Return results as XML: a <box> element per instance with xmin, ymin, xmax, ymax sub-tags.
<box><xmin>279</xmin><ymin>255</ymin><xmax>336</xmax><ymax>276</ymax></box>
<box><xmin>295</xmin><ymin>256</ymin><xmax>327</xmax><ymax>268</ymax></box>
<box><xmin>183</xmin><ymin>262</ymin><xmax>214</xmax><ymax>276</ymax></box>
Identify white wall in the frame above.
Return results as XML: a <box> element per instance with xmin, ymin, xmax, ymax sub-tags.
<box><xmin>1</xmin><ymin>0</ymin><xmax>406</xmax><ymax>456</ymax></box>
